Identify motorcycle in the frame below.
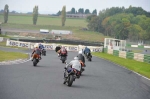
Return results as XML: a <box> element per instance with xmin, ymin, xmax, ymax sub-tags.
<box><xmin>42</xmin><ymin>49</ymin><xmax>46</xmax><ymax>56</ymax></box>
<box><xmin>86</xmin><ymin>53</ymin><xmax>92</xmax><ymax>61</ymax></box>
<box><xmin>63</xmin><ymin>66</ymin><xmax>80</xmax><ymax>87</ymax></box>
<box><xmin>32</xmin><ymin>54</ymin><xmax>40</xmax><ymax>66</ymax></box>
<box><xmin>60</xmin><ymin>55</ymin><xmax>67</xmax><ymax>63</ymax></box>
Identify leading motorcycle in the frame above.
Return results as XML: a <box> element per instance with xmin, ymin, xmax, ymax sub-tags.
<box><xmin>85</xmin><ymin>52</ymin><xmax>92</xmax><ymax>61</ymax></box>
<box><xmin>60</xmin><ymin>55</ymin><xmax>67</xmax><ymax>63</ymax></box>
<box><xmin>41</xmin><ymin>49</ymin><xmax>46</xmax><ymax>56</ymax></box>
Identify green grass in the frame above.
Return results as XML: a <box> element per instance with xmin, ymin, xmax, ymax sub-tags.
<box><xmin>92</xmin><ymin>52</ymin><xmax>150</xmax><ymax>79</ymax></box>
<box><xmin>0</xmin><ymin>34</ymin><xmax>10</xmax><ymax>38</ymax></box>
<box><xmin>0</xmin><ymin>14</ymin><xmax>87</xmax><ymax>27</ymax></box>
<box><xmin>0</xmin><ymin>14</ymin><xmax>108</xmax><ymax>42</ymax></box>
<box><xmin>0</xmin><ymin>41</ymin><xmax>6</xmax><ymax>46</ymax></box>
<box><xmin>132</xmin><ymin>49</ymin><xmax>143</xmax><ymax>53</ymax></box>
<box><xmin>2</xmin><ymin>23</ymin><xmax>107</xmax><ymax>42</ymax></box>
<box><xmin>0</xmin><ymin>50</ymin><xmax>28</xmax><ymax>62</ymax></box>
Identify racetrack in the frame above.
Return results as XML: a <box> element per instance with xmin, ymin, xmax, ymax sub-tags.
<box><xmin>0</xmin><ymin>48</ymin><xmax>150</xmax><ymax>99</ymax></box>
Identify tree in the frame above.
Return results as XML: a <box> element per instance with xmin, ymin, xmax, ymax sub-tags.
<box><xmin>127</xmin><ymin>24</ymin><xmax>143</xmax><ymax>41</ymax></box>
<box><xmin>78</xmin><ymin>8</ymin><xmax>84</xmax><ymax>14</ymax></box>
<box><xmin>57</xmin><ymin>10</ymin><xmax>61</xmax><ymax>16</ymax></box>
<box><xmin>3</xmin><ymin>4</ymin><xmax>9</xmax><ymax>23</ymax></box>
<box><xmin>92</xmin><ymin>9</ymin><xmax>97</xmax><ymax>15</ymax></box>
<box><xmin>71</xmin><ymin>8</ymin><xmax>75</xmax><ymax>14</ymax></box>
<box><xmin>85</xmin><ymin>9</ymin><xmax>90</xmax><ymax>14</ymax></box>
<box><xmin>125</xmin><ymin>6</ymin><xmax>150</xmax><ymax>17</ymax></box>
<box><xmin>61</xmin><ymin>6</ymin><xmax>66</xmax><ymax>26</ymax></box>
<box><xmin>86</xmin><ymin>15</ymin><xmax>97</xmax><ymax>22</ymax></box>
<box><xmin>87</xmin><ymin>16</ymin><xmax>101</xmax><ymax>32</ymax></box>
<box><xmin>81</xmin><ymin>8</ymin><xmax>84</xmax><ymax>14</ymax></box>
<box><xmin>66</xmin><ymin>11</ymin><xmax>71</xmax><ymax>14</ymax></box>
<box><xmin>33</xmin><ymin>6</ymin><xmax>38</xmax><ymax>25</ymax></box>
<box><xmin>76</xmin><ymin>11</ymin><xmax>78</xmax><ymax>14</ymax></box>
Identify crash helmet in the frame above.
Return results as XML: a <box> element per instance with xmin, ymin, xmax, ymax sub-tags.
<box><xmin>74</xmin><ymin>57</ymin><xmax>78</xmax><ymax>60</ymax></box>
<box><xmin>78</xmin><ymin>50</ymin><xmax>83</xmax><ymax>54</ymax></box>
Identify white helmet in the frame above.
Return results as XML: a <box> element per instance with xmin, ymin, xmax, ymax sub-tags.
<box><xmin>74</xmin><ymin>57</ymin><xmax>78</xmax><ymax>60</ymax></box>
<box><xmin>34</xmin><ymin>44</ymin><xmax>38</xmax><ymax>48</ymax></box>
<box><xmin>78</xmin><ymin>50</ymin><xmax>83</xmax><ymax>54</ymax></box>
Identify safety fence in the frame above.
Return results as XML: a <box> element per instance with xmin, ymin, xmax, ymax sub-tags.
<box><xmin>107</xmin><ymin>49</ymin><xmax>150</xmax><ymax>64</ymax></box>
<box><xmin>6</xmin><ymin>39</ymin><xmax>103</xmax><ymax>52</ymax></box>
<box><xmin>10</xmin><ymin>38</ymin><xmax>104</xmax><ymax>46</ymax></box>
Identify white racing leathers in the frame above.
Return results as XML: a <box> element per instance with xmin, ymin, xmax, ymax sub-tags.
<box><xmin>66</xmin><ymin>60</ymin><xmax>81</xmax><ymax>71</ymax></box>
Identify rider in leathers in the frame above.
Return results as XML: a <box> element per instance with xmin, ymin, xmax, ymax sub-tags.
<box><xmin>77</xmin><ymin>50</ymin><xmax>85</xmax><ymax>64</ymax></box>
<box><xmin>64</xmin><ymin>57</ymin><xmax>81</xmax><ymax>79</ymax></box>
<box><xmin>83</xmin><ymin>46</ymin><xmax>92</xmax><ymax>58</ymax></box>
<box><xmin>77</xmin><ymin>50</ymin><xmax>86</xmax><ymax>72</ymax></box>
<box><xmin>31</xmin><ymin>45</ymin><xmax>42</xmax><ymax>61</ymax></box>
<box><xmin>60</xmin><ymin>47</ymin><xmax>68</xmax><ymax>60</ymax></box>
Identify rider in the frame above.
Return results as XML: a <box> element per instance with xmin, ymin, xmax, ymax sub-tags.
<box><xmin>64</xmin><ymin>57</ymin><xmax>81</xmax><ymax>79</ymax></box>
<box><xmin>39</xmin><ymin>43</ymin><xmax>45</xmax><ymax>55</ymax></box>
<box><xmin>77</xmin><ymin>50</ymin><xmax>85</xmax><ymax>64</ymax></box>
<box><xmin>31</xmin><ymin>45</ymin><xmax>42</xmax><ymax>61</ymax></box>
<box><xmin>60</xmin><ymin>46</ymin><xmax>68</xmax><ymax>59</ymax></box>
<box><xmin>39</xmin><ymin>43</ymin><xmax>45</xmax><ymax>50</ymax></box>
<box><xmin>83</xmin><ymin>46</ymin><xmax>92</xmax><ymax>58</ymax></box>
<box><xmin>77</xmin><ymin>50</ymin><xmax>86</xmax><ymax>72</ymax></box>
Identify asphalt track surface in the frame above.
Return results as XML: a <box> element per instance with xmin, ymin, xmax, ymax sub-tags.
<box><xmin>0</xmin><ymin>47</ymin><xmax>150</xmax><ymax>99</ymax></box>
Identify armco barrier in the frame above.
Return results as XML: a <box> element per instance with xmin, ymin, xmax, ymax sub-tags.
<box><xmin>6</xmin><ymin>39</ymin><xmax>103</xmax><ymax>52</ymax></box>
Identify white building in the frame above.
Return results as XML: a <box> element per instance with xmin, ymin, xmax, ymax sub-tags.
<box><xmin>51</xmin><ymin>30</ymin><xmax>72</xmax><ymax>35</ymax></box>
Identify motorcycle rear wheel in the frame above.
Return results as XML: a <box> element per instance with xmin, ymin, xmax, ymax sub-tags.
<box><xmin>67</xmin><ymin>75</ymin><xmax>74</xmax><ymax>87</ymax></box>
<box><xmin>33</xmin><ymin>59</ymin><xmax>37</xmax><ymax>66</ymax></box>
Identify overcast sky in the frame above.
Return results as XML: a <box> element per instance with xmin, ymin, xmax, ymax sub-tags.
<box><xmin>0</xmin><ymin>0</ymin><xmax>150</xmax><ymax>14</ymax></box>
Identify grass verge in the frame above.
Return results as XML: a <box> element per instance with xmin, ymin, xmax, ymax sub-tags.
<box><xmin>0</xmin><ymin>50</ymin><xmax>28</xmax><ymax>62</ymax></box>
<box><xmin>92</xmin><ymin>52</ymin><xmax>150</xmax><ymax>79</ymax></box>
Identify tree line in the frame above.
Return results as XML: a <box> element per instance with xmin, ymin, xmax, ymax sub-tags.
<box><xmin>2</xmin><ymin>4</ymin><xmax>150</xmax><ymax>41</ymax></box>
<box><xmin>57</xmin><ymin>8</ymin><xmax>97</xmax><ymax>15</ymax></box>
<box><xmin>87</xmin><ymin>6</ymin><xmax>150</xmax><ymax>42</ymax></box>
